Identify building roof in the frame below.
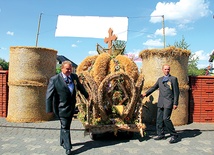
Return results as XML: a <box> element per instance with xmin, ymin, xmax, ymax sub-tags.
<box><xmin>57</xmin><ymin>55</ymin><xmax>78</xmax><ymax>67</ymax></box>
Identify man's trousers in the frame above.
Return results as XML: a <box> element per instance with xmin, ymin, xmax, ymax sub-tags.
<box><xmin>59</xmin><ymin>117</ymin><xmax>72</xmax><ymax>150</ymax></box>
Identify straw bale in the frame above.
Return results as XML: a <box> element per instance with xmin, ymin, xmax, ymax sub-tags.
<box><xmin>171</xmin><ymin>87</ymin><xmax>189</xmax><ymax>125</ymax></box>
<box><xmin>8</xmin><ymin>80</ymin><xmax>47</xmax><ymax>87</ymax></box>
<box><xmin>139</xmin><ymin>46</ymin><xmax>190</xmax><ymax>59</ymax></box>
<box><xmin>142</xmin><ymin>90</ymin><xmax>159</xmax><ymax>123</ymax></box>
<box><xmin>91</xmin><ymin>53</ymin><xmax>111</xmax><ymax>85</ymax></box>
<box><xmin>7</xmin><ymin>46</ymin><xmax>57</xmax><ymax>122</ymax></box>
<box><xmin>6</xmin><ymin>85</ymin><xmax>53</xmax><ymax>122</ymax></box>
<box><xmin>9</xmin><ymin>46</ymin><xmax>57</xmax><ymax>84</ymax></box>
<box><xmin>140</xmin><ymin>47</ymin><xmax>190</xmax><ymax>87</ymax></box>
<box><xmin>109</xmin><ymin>55</ymin><xmax>139</xmax><ymax>82</ymax></box>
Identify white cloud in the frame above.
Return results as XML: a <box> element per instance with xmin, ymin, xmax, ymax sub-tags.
<box><xmin>193</xmin><ymin>50</ymin><xmax>210</xmax><ymax>61</ymax></box>
<box><xmin>0</xmin><ymin>47</ymin><xmax>6</xmax><ymax>50</ymax></box>
<box><xmin>143</xmin><ymin>39</ymin><xmax>163</xmax><ymax>47</ymax></box>
<box><xmin>71</xmin><ymin>44</ymin><xmax>77</xmax><ymax>47</ymax></box>
<box><xmin>71</xmin><ymin>40</ymin><xmax>82</xmax><ymax>47</ymax></box>
<box><xmin>147</xmin><ymin>34</ymin><xmax>154</xmax><ymax>38</ymax></box>
<box><xmin>155</xmin><ymin>27</ymin><xmax>177</xmax><ymax>36</ymax></box>
<box><xmin>192</xmin><ymin>50</ymin><xmax>214</xmax><ymax>69</ymax></box>
<box><xmin>150</xmin><ymin>0</ymin><xmax>211</xmax><ymax>24</ymax></box>
<box><xmin>177</xmin><ymin>24</ymin><xmax>194</xmax><ymax>30</ymax></box>
<box><xmin>88</xmin><ymin>50</ymin><xmax>97</xmax><ymax>55</ymax></box>
<box><xmin>6</xmin><ymin>31</ymin><xmax>14</xmax><ymax>36</ymax></box>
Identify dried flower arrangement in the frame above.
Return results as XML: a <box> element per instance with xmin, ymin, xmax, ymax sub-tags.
<box><xmin>76</xmin><ymin>43</ymin><xmax>146</xmax><ymax>137</ymax></box>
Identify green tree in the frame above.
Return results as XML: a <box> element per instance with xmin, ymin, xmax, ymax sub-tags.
<box><xmin>0</xmin><ymin>58</ymin><xmax>9</xmax><ymax>70</ymax></box>
<box><xmin>168</xmin><ymin>36</ymin><xmax>204</xmax><ymax>76</ymax></box>
<box><xmin>188</xmin><ymin>54</ymin><xmax>205</xmax><ymax>76</ymax></box>
<box><xmin>173</xmin><ymin>35</ymin><xmax>190</xmax><ymax>50</ymax></box>
<box><xmin>56</xmin><ymin>64</ymin><xmax>61</xmax><ymax>74</ymax></box>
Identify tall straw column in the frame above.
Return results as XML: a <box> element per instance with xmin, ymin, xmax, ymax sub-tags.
<box><xmin>139</xmin><ymin>47</ymin><xmax>190</xmax><ymax>126</ymax></box>
<box><xmin>6</xmin><ymin>46</ymin><xmax>57</xmax><ymax>123</ymax></box>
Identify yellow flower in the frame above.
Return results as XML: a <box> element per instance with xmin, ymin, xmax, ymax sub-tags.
<box><xmin>167</xmin><ymin>81</ymin><xmax>172</xmax><ymax>90</ymax></box>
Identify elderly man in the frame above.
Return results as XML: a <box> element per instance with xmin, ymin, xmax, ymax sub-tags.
<box><xmin>142</xmin><ymin>64</ymin><xmax>179</xmax><ymax>144</ymax></box>
<box><xmin>46</xmin><ymin>61</ymin><xmax>89</xmax><ymax>154</ymax></box>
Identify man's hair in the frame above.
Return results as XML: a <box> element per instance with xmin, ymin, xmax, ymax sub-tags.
<box><xmin>61</xmin><ymin>61</ymin><xmax>72</xmax><ymax>69</ymax></box>
<box><xmin>162</xmin><ymin>64</ymin><xmax>170</xmax><ymax>69</ymax></box>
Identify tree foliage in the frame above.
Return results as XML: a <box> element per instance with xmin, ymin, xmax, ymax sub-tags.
<box><xmin>188</xmin><ymin>54</ymin><xmax>205</xmax><ymax>76</ymax></box>
<box><xmin>56</xmin><ymin>64</ymin><xmax>61</xmax><ymax>74</ymax></box>
<box><xmin>0</xmin><ymin>58</ymin><xmax>9</xmax><ymax>70</ymax></box>
<box><xmin>173</xmin><ymin>35</ymin><xmax>190</xmax><ymax>50</ymax></box>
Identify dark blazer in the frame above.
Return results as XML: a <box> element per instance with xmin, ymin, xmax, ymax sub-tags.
<box><xmin>145</xmin><ymin>75</ymin><xmax>179</xmax><ymax>109</ymax></box>
<box><xmin>46</xmin><ymin>73</ymin><xmax>89</xmax><ymax>118</ymax></box>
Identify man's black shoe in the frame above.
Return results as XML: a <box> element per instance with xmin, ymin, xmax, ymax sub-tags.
<box><xmin>169</xmin><ymin>135</ymin><xmax>178</xmax><ymax>144</ymax></box>
<box><xmin>66</xmin><ymin>149</ymin><xmax>72</xmax><ymax>155</ymax></box>
<box><xmin>60</xmin><ymin>144</ymin><xmax>66</xmax><ymax>149</ymax></box>
<box><xmin>154</xmin><ymin>135</ymin><xmax>166</xmax><ymax>140</ymax></box>
<box><xmin>61</xmin><ymin>143</ymin><xmax>72</xmax><ymax>150</ymax></box>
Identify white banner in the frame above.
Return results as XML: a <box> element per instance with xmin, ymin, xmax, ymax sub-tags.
<box><xmin>55</xmin><ymin>15</ymin><xmax>128</xmax><ymax>41</ymax></box>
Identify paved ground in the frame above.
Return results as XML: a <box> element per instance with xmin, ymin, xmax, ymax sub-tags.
<box><xmin>0</xmin><ymin>117</ymin><xmax>214</xmax><ymax>155</ymax></box>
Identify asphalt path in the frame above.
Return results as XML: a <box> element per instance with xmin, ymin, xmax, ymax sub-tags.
<box><xmin>0</xmin><ymin>117</ymin><xmax>214</xmax><ymax>155</ymax></box>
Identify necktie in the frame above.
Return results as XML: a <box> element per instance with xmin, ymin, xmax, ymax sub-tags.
<box><xmin>65</xmin><ymin>76</ymin><xmax>69</xmax><ymax>84</ymax></box>
<box><xmin>65</xmin><ymin>76</ymin><xmax>74</xmax><ymax>94</ymax></box>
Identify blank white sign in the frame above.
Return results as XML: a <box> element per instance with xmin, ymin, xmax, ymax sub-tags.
<box><xmin>55</xmin><ymin>15</ymin><xmax>128</xmax><ymax>41</ymax></box>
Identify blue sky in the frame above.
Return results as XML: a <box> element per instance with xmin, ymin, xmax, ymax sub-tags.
<box><xmin>0</xmin><ymin>0</ymin><xmax>213</xmax><ymax>69</ymax></box>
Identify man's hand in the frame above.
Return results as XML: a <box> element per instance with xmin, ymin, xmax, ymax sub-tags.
<box><xmin>173</xmin><ymin>105</ymin><xmax>178</xmax><ymax>110</ymax></box>
<box><xmin>141</xmin><ymin>93</ymin><xmax>146</xmax><ymax>99</ymax></box>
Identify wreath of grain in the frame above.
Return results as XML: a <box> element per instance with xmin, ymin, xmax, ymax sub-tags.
<box><xmin>109</xmin><ymin>55</ymin><xmax>139</xmax><ymax>82</ymax></box>
<box><xmin>97</xmin><ymin>72</ymin><xmax>136</xmax><ymax>121</ymax></box>
<box><xmin>126</xmin><ymin>74</ymin><xmax>144</xmax><ymax>119</ymax></box>
<box><xmin>77</xmin><ymin>71</ymin><xmax>99</xmax><ymax>119</ymax></box>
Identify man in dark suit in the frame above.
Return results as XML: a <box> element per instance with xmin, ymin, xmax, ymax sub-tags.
<box><xmin>142</xmin><ymin>64</ymin><xmax>179</xmax><ymax>144</ymax></box>
<box><xmin>46</xmin><ymin>61</ymin><xmax>89</xmax><ymax>154</ymax></box>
